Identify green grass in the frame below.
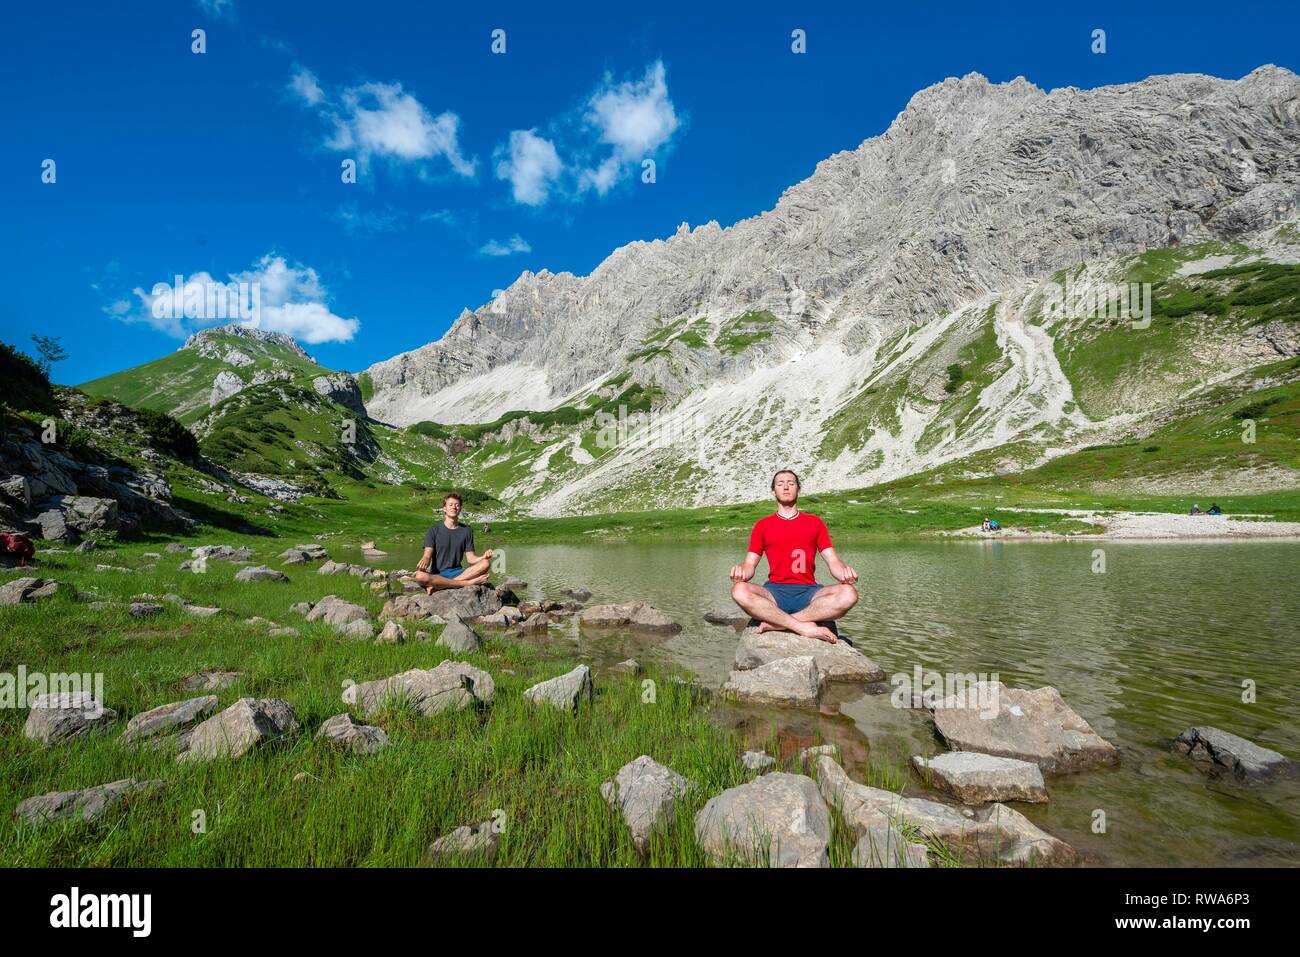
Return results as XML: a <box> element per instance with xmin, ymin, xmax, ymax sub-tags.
<box><xmin>715</xmin><ymin>310</ymin><xmax>777</xmax><ymax>354</ymax></box>
<box><xmin>0</xmin><ymin>542</ymin><xmax>914</xmax><ymax>867</ymax></box>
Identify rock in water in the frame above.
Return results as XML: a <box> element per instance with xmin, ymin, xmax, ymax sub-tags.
<box><xmin>721</xmin><ymin>656</ymin><xmax>823</xmax><ymax>709</ymax></box>
<box><xmin>1172</xmin><ymin>726</ymin><xmax>1295</xmax><ymax>783</ymax></box>
<box><xmin>177</xmin><ymin>698</ymin><xmax>301</xmax><ymax>762</ymax></box>
<box><xmin>24</xmin><ymin>692</ymin><xmax>117</xmax><ymax>745</ymax></box>
<box><xmin>123</xmin><ymin>695</ymin><xmax>218</xmax><ymax>748</ymax></box>
<box><xmin>579</xmin><ymin>601</ymin><xmax>681</xmax><ymax>633</ymax></box>
<box><xmin>734</xmin><ymin>628</ymin><xmax>884</xmax><ymax>683</ymax></box>
<box><xmin>703</xmin><ymin>605</ymin><xmax>750</xmax><ymax>627</ymax></box>
<box><xmin>851</xmin><ymin>826</ymin><xmax>931</xmax><ymax>868</ymax></box>
<box><xmin>600</xmin><ymin>755</ymin><xmax>693</xmax><ymax>852</ymax></box>
<box><xmin>912</xmin><ymin>752</ymin><xmax>1048</xmax><ymax>804</ymax></box>
<box><xmin>423</xmin><ymin>821</ymin><xmax>500</xmax><ymax>866</ymax></box>
<box><xmin>15</xmin><ymin>778</ymin><xmax>167</xmax><ymax>826</ymax></box>
<box><xmin>929</xmin><ymin>680</ymin><xmax>1119</xmax><ymax>773</ymax></box>
<box><xmin>316</xmin><ymin>713</ymin><xmax>389</xmax><ymax>755</ymax></box>
<box><xmin>436</xmin><ymin>618</ymin><xmax>482</xmax><ymax>652</ymax></box>
<box><xmin>381</xmin><ymin>586</ymin><xmax>501</xmax><ymax>621</ymax></box>
<box><xmin>817</xmin><ymin>755</ymin><xmax>1075</xmax><ymax>866</ymax></box>
<box><xmin>234</xmin><ymin>564</ymin><xmax>290</xmax><ymax>583</ymax></box>
<box><xmin>523</xmin><ymin>665</ymin><xmax>593</xmax><ymax>713</ymax></box>
<box><xmin>694</xmin><ymin>772</ymin><xmax>831</xmax><ymax>868</ymax></box>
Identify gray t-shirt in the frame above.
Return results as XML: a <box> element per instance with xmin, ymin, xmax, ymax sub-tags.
<box><xmin>423</xmin><ymin>523</ymin><xmax>475</xmax><ymax>572</ymax></box>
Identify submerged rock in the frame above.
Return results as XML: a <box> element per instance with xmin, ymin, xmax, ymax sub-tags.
<box><xmin>694</xmin><ymin>772</ymin><xmax>831</xmax><ymax>868</ymax></box>
<box><xmin>703</xmin><ymin>605</ymin><xmax>750</xmax><ymax>626</ymax></box>
<box><xmin>579</xmin><ymin>601</ymin><xmax>681</xmax><ymax>633</ymax></box>
<box><xmin>734</xmin><ymin>628</ymin><xmax>884</xmax><ymax>683</ymax></box>
<box><xmin>1173</xmin><ymin>726</ymin><xmax>1295</xmax><ymax>783</ymax></box>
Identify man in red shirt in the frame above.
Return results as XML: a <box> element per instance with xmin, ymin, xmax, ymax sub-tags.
<box><xmin>729</xmin><ymin>470</ymin><xmax>858</xmax><ymax>644</ymax></box>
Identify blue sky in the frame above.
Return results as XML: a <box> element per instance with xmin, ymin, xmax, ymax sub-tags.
<box><xmin>4</xmin><ymin>0</ymin><xmax>1297</xmax><ymax>385</ymax></box>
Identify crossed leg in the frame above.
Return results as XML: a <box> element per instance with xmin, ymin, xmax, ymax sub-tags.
<box><xmin>731</xmin><ymin>581</ymin><xmax>857</xmax><ymax>644</ymax></box>
<box><xmin>416</xmin><ymin>556</ymin><xmax>491</xmax><ymax>594</ymax></box>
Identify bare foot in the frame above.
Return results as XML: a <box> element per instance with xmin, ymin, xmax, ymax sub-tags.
<box><xmin>792</xmin><ymin>621</ymin><xmax>838</xmax><ymax>643</ymax></box>
<box><xmin>424</xmin><ymin>584</ymin><xmax>434</xmax><ymax>596</ymax></box>
<box><xmin>755</xmin><ymin>620</ymin><xmax>785</xmax><ymax>634</ymax></box>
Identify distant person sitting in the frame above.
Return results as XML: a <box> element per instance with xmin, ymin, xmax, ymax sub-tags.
<box><xmin>729</xmin><ymin>469</ymin><xmax>858</xmax><ymax>644</ymax></box>
<box><xmin>1207</xmin><ymin>503</ymin><xmax>1223</xmax><ymax>515</ymax></box>
<box><xmin>988</xmin><ymin>519</ymin><xmax>1001</xmax><ymax>531</ymax></box>
<box><xmin>415</xmin><ymin>492</ymin><xmax>492</xmax><ymax>594</ymax></box>
<box><xmin>1190</xmin><ymin>503</ymin><xmax>1201</xmax><ymax>516</ymax></box>
<box><xmin>981</xmin><ymin>517</ymin><xmax>991</xmax><ymax>532</ymax></box>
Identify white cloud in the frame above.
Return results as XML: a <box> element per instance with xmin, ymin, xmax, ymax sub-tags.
<box><xmin>335</xmin><ymin>202</ymin><xmax>402</xmax><ymax>236</ymax></box>
<box><xmin>196</xmin><ymin>0</ymin><xmax>236</xmax><ymax>21</ymax></box>
<box><xmin>479</xmin><ymin>235</ymin><xmax>531</xmax><ymax>257</ymax></box>
<box><xmin>288</xmin><ymin>65</ymin><xmax>324</xmax><ymax>106</ymax></box>
<box><xmin>494</xmin><ymin>129</ymin><xmax>563</xmax><ymax>206</ymax></box>
<box><xmin>494</xmin><ymin>60</ymin><xmax>680</xmax><ymax>206</ymax></box>
<box><xmin>108</xmin><ymin>255</ymin><xmax>359</xmax><ymax>344</ymax></box>
<box><xmin>325</xmin><ymin>81</ymin><xmax>476</xmax><ymax>177</ymax></box>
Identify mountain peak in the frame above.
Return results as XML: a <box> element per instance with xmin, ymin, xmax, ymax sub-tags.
<box><xmin>181</xmin><ymin>323</ymin><xmax>310</xmax><ymax>361</ymax></box>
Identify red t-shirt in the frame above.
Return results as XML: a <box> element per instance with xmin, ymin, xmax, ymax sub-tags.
<box><xmin>748</xmin><ymin>512</ymin><xmax>832</xmax><ymax>585</ymax></box>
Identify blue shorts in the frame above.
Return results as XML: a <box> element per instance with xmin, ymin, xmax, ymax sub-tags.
<box><xmin>750</xmin><ymin>581</ymin><xmax>846</xmax><ymax>642</ymax></box>
<box><xmin>437</xmin><ymin>567</ymin><xmax>464</xmax><ymax>579</ymax></box>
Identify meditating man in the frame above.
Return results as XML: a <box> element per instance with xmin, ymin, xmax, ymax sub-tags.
<box><xmin>415</xmin><ymin>491</ymin><xmax>492</xmax><ymax>594</ymax></box>
<box><xmin>729</xmin><ymin>469</ymin><xmax>858</xmax><ymax>644</ymax></box>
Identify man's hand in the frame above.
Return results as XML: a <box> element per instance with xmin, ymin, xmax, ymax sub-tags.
<box><xmin>416</xmin><ymin>554</ymin><xmax>431</xmax><ymax>573</ymax></box>
<box><xmin>729</xmin><ymin>563</ymin><xmax>753</xmax><ymax>584</ymax></box>
<box><xmin>482</xmin><ymin>548</ymin><xmax>493</xmax><ymax>561</ymax></box>
<box><xmin>834</xmin><ymin>563</ymin><xmax>858</xmax><ymax>585</ymax></box>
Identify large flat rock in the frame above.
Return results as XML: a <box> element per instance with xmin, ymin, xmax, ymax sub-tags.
<box><xmin>123</xmin><ymin>695</ymin><xmax>218</xmax><ymax>748</ymax></box>
<box><xmin>913</xmin><ymin>751</ymin><xmax>1048</xmax><ymax>804</ymax></box>
<box><xmin>694</xmin><ymin>772</ymin><xmax>830</xmax><ymax>868</ymax></box>
<box><xmin>381</xmin><ymin>586</ymin><xmax>501</xmax><ymax>622</ymax></box>
<box><xmin>930</xmin><ymin>681</ymin><xmax>1119</xmax><ymax>773</ymax></box>
<box><xmin>734</xmin><ymin>627</ymin><xmax>884</xmax><ymax>683</ymax></box>
<box><xmin>817</xmin><ymin>756</ymin><xmax>1075</xmax><ymax>866</ymax></box>
<box><xmin>721</xmin><ymin>656</ymin><xmax>822</xmax><ymax>709</ymax></box>
<box><xmin>579</xmin><ymin>601</ymin><xmax>681</xmax><ymax>633</ymax></box>
<box><xmin>24</xmin><ymin>692</ymin><xmax>117</xmax><ymax>745</ymax></box>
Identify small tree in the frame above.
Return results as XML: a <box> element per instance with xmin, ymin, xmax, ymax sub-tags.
<box><xmin>30</xmin><ymin>335</ymin><xmax>67</xmax><ymax>378</ymax></box>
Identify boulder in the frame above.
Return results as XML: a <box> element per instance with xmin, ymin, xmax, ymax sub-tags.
<box><xmin>32</xmin><ymin>509</ymin><xmax>73</xmax><ymax>542</ymax></box>
<box><xmin>610</xmin><ymin>659</ymin><xmax>643</xmax><ymax>676</ymax></box>
<box><xmin>381</xmin><ymin>586</ymin><xmax>502</xmax><ymax>621</ymax></box>
<box><xmin>816</xmin><ymin>756</ymin><xmax>1075</xmax><ymax>866</ymax></box>
<box><xmin>1172</xmin><ymin>726</ymin><xmax>1295</xmax><ymax>783</ymax></box>
<box><xmin>721</xmin><ymin>656</ymin><xmax>822</xmax><ymax>709</ymax></box>
<box><xmin>128</xmin><ymin>602</ymin><xmax>164</xmax><ymax>618</ymax></box>
<box><xmin>913</xmin><ymin>752</ymin><xmax>1048</xmax><ymax>804</ymax></box>
<box><xmin>734</xmin><ymin>628</ymin><xmax>884</xmax><ymax>683</ymax></box>
<box><xmin>304</xmin><ymin>595</ymin><xmax>370</xmax><ymax>626</ymax></box>
<box><xmin>523</xmin><ymin>665</ymin><xmax>593</xmax><ymax>713</ymax></box>
<box><xmin>579</xmin><ymin>601</ymin><xmax>680</xmax><ymax>633</ymax></box>
<box><xmin>234</xmin><ymin>564</ymin><xmax>290</xmax><ymax>583</ymax></box>
<box><xmin>703</xmin><ymin>605</ymin><xmax>750</xmax><ymax>626</ymax></box>
<box><xmin>343</xmin><ymin>663</ymin><xmax>490</xmax><ymax>717</ymax></box>
<box><xmin>694</xmin><ymin>772</ymin><xmax>830</xmax><ymax>868</ymax></box>
<box><xmin>436</xmin><ymin>618</ymin><xmax>482</xmax><ymax>653</ymax></box>
<box><xmin>0</xmin><ymin>576</ymin><xmax>66</xmax><ymax>604</ymax></box>
<box><xmin>24</xmin><ymin>692</ymin><xmax>117</xmax><ymax>745</ymax></box>
<box><xmin>600</xmin><ymin>755</ymin><xmax>693</xmax><ymax>852</ymax></box>
<box><xmin>741</xmin><ymin>750</ymin><xmax>776</xmax><ymax>772</ymax></box>
<box><xmin>423</xmin><ymin>821</ymin><xmax>500</xmax><ymax>865</ymax></box>
<box><xmin>852</xmin><ymin>826</ymin><xmax>931</xmax><ymax>868</ymax></box>
<box><xmin>41</xmin><ymin>495</ymin><xmax>119</xmax><ymax>534</ymax></box>
<box><xmin>316</xmin><ymin>712</ymin><xmax>389</xmax><ymax>755</ymax></box>
<box><xmin>930</xmin><ymin>681</ymin><xmax>1119</xmax><ymax>773</ymax></box>
<box><xmin>177</xmin><ymin>697</ymin><xmax>301</xmax><ymax>762</ymax></box>
<box><xmin>338</xmin><ymin>619</ymin><xmax>375</xmax><ymax>639</ymax></box>
<box><xmin>123</xmin><ymin>695</ymin><xmax>218</xmax><ymax>748</ymax></box>
<box><xmin>15</xmin><ymin>778</ymin><xmax>167</xmax><ymax>826</ymax></box>
<box><xmin>376</xmin><ymin>620</ymin><xmax>407</xmax><ymax>644</ymax></box>
<box><xmin>515</xmin><ymin>612</ymin><xmax>550</xmax><ymax>633</ymax></box>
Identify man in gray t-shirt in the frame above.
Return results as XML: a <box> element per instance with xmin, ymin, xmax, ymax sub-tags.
<box><xmin>415</xmin><ymin>492</ymin><xmax>492</xmax><ymax>594</ymax></box>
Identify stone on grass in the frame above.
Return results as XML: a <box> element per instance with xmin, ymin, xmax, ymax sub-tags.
<box><xmin>1172</xmin><ymin>726</ymin><xmax>1295</xmax><ymax>783</ymax></box>
<box><xmin>423</xmin><ymin>821</ymin><xmax>499</xmax><ymax>866</ymax></box>
<box><xmin>316</xmin><ymin>712</ymin><xmax>389</xmax><ymax>755</ymax></box>
<box><xmin>128</xmin><ymin>602</ymin><xmax>164</xmax><ymax>619</ymax></box>
<box><xmin>177</xmin><ymin>697</ymin><xmax>301</xmax><ymax>762</ymax></box>
<box><xmin>184</xmin><ymin>605</ymin><xmax>222</xmax><ymax>618</ymax></box>
<box><xmin>24</xmin><ymin>692</ymin><xmax>117</xmax><ymax>745</ymax></box>
<box><xmin>523</xmin><ymin>665</ymin><xmax>593</xmax><ymax>713</ymax></box>
<box><xmin>181</xmin><ymin>669</ymin><xmax>244</xmax><ymax>692</ymax></box>
<box><xmin>376</xmin><ymin>620</ymin><xmax>407</xmax><ymax>644</ymax></box>
<box><xmin>735</xmin><ymin>627</ymin><xmax>884</xmax><ymax>683</ymax></box>
<box><xmin>235</xmin><ymin>564</ymin><xmax>289</xmax><ymax>583</ymax></box>
<box><xmin>610</xmin><ymin>659</ymin><xmax>643</xmax><ymax>676</ymax></box>
<box><xmin>436</xmin><ymin>618</ymin><xmax>482</xmax><ymax>652</ymax></box>
<box><xmin>290</xmin><ymin>601</ymin><xmax>315</xmax><ymax>616</ymax></box>
<box><xmin>912</xmin><ymin>752</ymin><xmax>1048</xmax><ymax>804</ymax></box>
<box><xmin>123</xmin><ymin>695</ymin><xmax>218</xmax><ymax>747</ymax></box>
<box><xmin>305</xmin><ymin>595</ymin><xmax>369</xmax><ymax>626</ymax></box>
<box><xmin>601</xmin><ymin>755</ymin><xmax>693</xmax><ymax>852</ymax></box>
<box><xmin>816</xmin><ymin>756</ymin><xmax>1075</xmax><ymax>866</ymax></box>
<box><xmin>164</xmin><ymin>543</ymin><xmax>189</xmax><ymax>554</ymax></box>
<box><xmin>15</xmin><ymin>778</ymin><xmax>167</xmax><ymax>827</ymax></box>
<box><xmin>343</xmin><ymin>663</ymin><xmax>491</xmax><ymax>717</ymax></box>
<box><xmin>741</xmin><ymin>750</ymin><xmax>776</xmax><ymax>772</ymax></box>
<box><xmin>338</xmin><ymin>619</ymin><xmax>374</xmax><ymax>639</ymax></box>
<box><xmin>191</xmin><ymin>545</ymin><xmax>253</xmax><ymax>561</ymax></box>
<box><xmin>852</xmin><ymin>826</ymin><xmax>931</xmax><ymax>868</ymax></box>
<box><xmin>721</xmin><ymin>656</ymin><xmax>822</xmax><ymax>709</ymax></box>
<box><xmin>694</xmin><ymin>772</ymin><xmax>830</xmax><ymax>868</ymax></box>
<box><xmin>0</xmin><ymin>577</ymin><xmax>66</xmax><ymax>604</ymax></box>
<box><xmin>579</xmin><ymin>601</ymin><xmax>680</xmax><ymax>633</ymax></box>
<box><xmin>930</xmin><ymin>681</ymin><xmax>1119</xmax><ymax>773</ymax></box>
<box><xmin>268</xmin><ymin>626</ymin><xmax>299</xmax><ymax>637</ymax></box>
